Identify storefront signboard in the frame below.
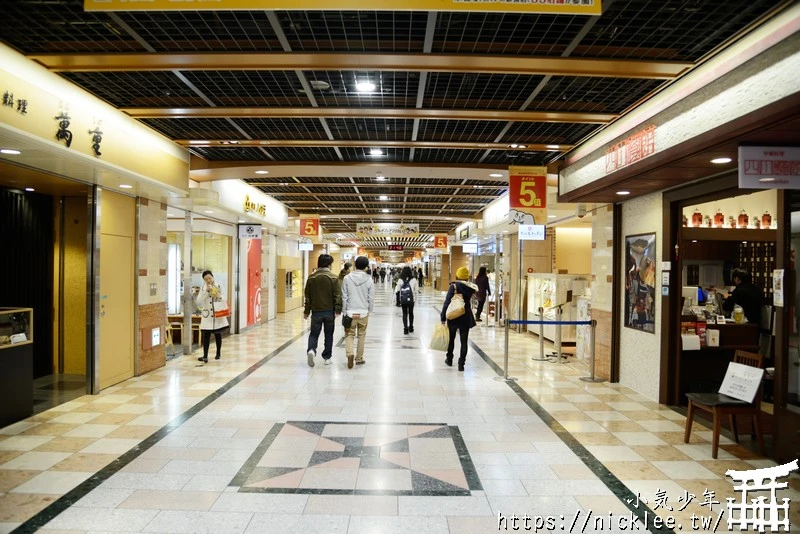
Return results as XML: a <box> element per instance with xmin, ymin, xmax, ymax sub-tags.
<box><xmin>211</xmin><ymin>180</ymin><xmax>288</xmax><ymax>229</ymax></box>
<box><xmin>238</xmin><ymin>224</ymin><xmax>262</xmax><ymax>239</ymax></box>
<box><xmin>518</xmin><ymin>224</ymin><xmax>546</xmax><ymax>241</ymax></box>
<box><xmin>356</xmin><ymin>223</ymin><xmax>419</xmax><ymax>238</ymax></box>
<box><xmin>604</xmin><ymin>125</ymin><xmax>656</xmax><ymax>174</ymax></box>
<box><xmin>433</xmin><ymin>234</ymin><xmax>448</xmax><ymax>249</ymax></box>
<box><xmin>298</xmin><ymin>237</ymin><xmax>314</xmax><ymax>251</ymax></box>
<box><xmin>508</xmin><ymin>166</ymin><xmax>547</xmax><ymax>225</ymax></box>
<box><xmin>738</xmin><ymin>146</ymin><xmax>800</xmax><ymax>189</ymax></box>
<box><xmin>299</xmin><ymin>214</ymin><xmax>320</xmax><ymax>237</ymax></box>
<box><xmin>85</xmin><ymin>0</ymin><xmax>601</xmax><ymax>15</ymax></box>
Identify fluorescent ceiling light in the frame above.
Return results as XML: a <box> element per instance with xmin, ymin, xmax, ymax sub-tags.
<box><xmin>119</xmin><ymin>184</ymin><xmax>133</xmax><ymax>189</ymax></box>
<box><xmin>711</xmin><ymin>157</ymin><xmax>732</xmax><ymax>164</ymax></box>
<box><xmin>204</xmin><ymin>210</ymin><xmax>214</xmax><ymax>214</ymax></box>
<box><xmin>382</xmin><ymin>209</ymin><xmax>389</xmax><ymax>213</ymax></box>
<box><xmin>546</xmin><ymin>145</ymin><xmax>560</xmax><ymax>149</ymax></box>
<box><xmin>489</xmin><ymin>173</ymin><xmax>503</xmax><ymax>177</ymax></box>
<box><xmin>255</xmin><ymin>170</ymin><xmax>269</xmax><ymax>175</ymax></box>
<box><xmin>25</xmin><ymin>187</ymin><xmax>34</xmax><ymax>192</ymax></box>
<box><xmin>356</xmin><ymin>81</ymin><xmax>376</xmax><ymax>92</ymax></box>
<box><xmin>379</xmin><ymin>195</ymin><xmax>388</xmax><ymax>200</ymax></box>
<box><xmin>616</xmin><ymin>190</ymin><xmax>631</xmax><ymax>195</ymax></box>
<box><xmin>370</xmin><ymin>149</ymin><xmax>384</xmax><ymax>156</ymax></box>
<box><xmin>548</xmin><ymin>215</ymin><xmax>556</xmax><ymax>218</ymax></box>
<box><xmin>0</xmin><ymin>149</ymin><xmax>21</xmax><ymax>155</ymax></box>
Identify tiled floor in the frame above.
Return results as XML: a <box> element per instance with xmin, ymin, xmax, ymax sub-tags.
<box><xmin>0</xmin><ymin>281</ymin><xmax>797</xmax><ymax>533</ymax></box>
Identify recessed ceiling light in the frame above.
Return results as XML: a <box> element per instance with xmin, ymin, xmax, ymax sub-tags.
<box><xmin>379</xmin><ymin>195</ymin><xmax>388</xmax><ymax>200</ymax></box>
<box><xmin>445</xmin><ymin>217</ymin><xmax>452</xmax><ymax>220</ymax></box>
<box><xmin>204</xmin><ymin>210</ymin><xmax>214</xmax><ymax>214</ymax></box>
<box><xmin>370</xmin><ymin>148</ymin><xmax>384</xmax><ymax>156</ymax></box>
<box><xmin>356</xmin><ymin>80</ymin><xmax>376</xmax><ymax>92</ymax></box>
<box><xmin>119</xmin><ymin>184</ymin><xmax>133</xmax><ymax>189</ymax></box>
<box><xmin>24</xmin><ymin>187</ymin><xmax>34</xmax><ymax>192</ymax></box>
<box><xmin>309</xmin><ymin>80</ymin><xmax>330</xmax><ymax>90</ymax></box>
<box><xmin>238</xmin><ymin>220</ymin><xmax>245</xmax><ymax>223</ymax></box>
<box><xmin>510</xmin><ymin>144</ymin><xmax>519</xmax><ymax>149</ymax></box>
<box><xmin>546</xmin><ymin>145</ymin><xmax>560</xmax><ymax>150</ymax></box>
<box><xmin>692</xmin><ymin>240</ymin><xmax>698</xmax><ymax>243</ymax></box>
<box><xmin>711</xmin><ymin>157</ymin><xmax>732</xmax><ymax>164</ymax></box>
<box><xmin>616</xmin><ymin>190</ymin><xmax>631</xmax><ymax>195</ymax></box>
<box><xmin>382</xmin><ymin>209</ymin><xmax>390</xmax><ymax>213</ymax></box>
<box><xmin>255</xmin><ymin>170</ymin><xmax>269</xmax><ymax>175</ymax></box>
<box><xmin>759</xmin><ymin>177</ymin><xmax>776</xmax><ymax>183</ymax></box>
<box><xmin>518</xmin><ymin>144</ymin><xmax>527</xmax><ymax>149</ymax></box>
<box><xmin>489</xmin><ymin>173</ymin><xmax>503</xmax><ymax>177</ymax></box>
<box><xmin>1</xmin><ymin>149</ymin><xmax>21</xmax><ymax>155</ymax></box>
<box><xmin>548</xmin><ymin>215</ymin><xmax>556</xmax><ymax>218</ymax></box>
<box><xmin>375</xmin><ymin>174</ymin><xmax>386</xmax><ymax>181</ymax></box>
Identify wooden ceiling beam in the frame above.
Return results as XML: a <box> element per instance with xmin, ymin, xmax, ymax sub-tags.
<box><xmin>251</xmin><ymin>182</ymin><xmax>506</xmax><ymax>189</ymax></box>
<box><xmin>178</xmin><ymin>139</ymin><xmax>573</xmax><ymax>151</ymax></box>
<box><xmin>271</xmin><ymin>192</ymin><xmax>497</xmax><ymax>198</ymax></box>
<box><xmin>124</xmin><ymin>106</ymin><xmax>614</xmax><ymax>124</ymax></box>
<box><xmin>30</xmin><ymin>52</ymin><xmax>692</xmax><ymax>79</ymax></box>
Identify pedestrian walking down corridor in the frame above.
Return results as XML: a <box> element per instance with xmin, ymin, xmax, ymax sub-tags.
<box><xmin>303</xmin><ymin>254</ymin><xmax>342</xmax><ymax>367</ymax></box>
<box><xmin>441</xmin><ymin>266</ymin><xmax>478</xmax><ymax>372</ymax></box>
<box><xmin>395</xmin><ymin>265</ymin><xmax>418</xmax><ymax>335</ymax></box>
<box><xmin>474</xmin><ymin>266</ymin><xmax>491</xmax><ymax>322</ymax></box>
<box><xmin>341</xmin><ymin>256</ymin><xmax>374</xmax><ymax>368</ymax></box>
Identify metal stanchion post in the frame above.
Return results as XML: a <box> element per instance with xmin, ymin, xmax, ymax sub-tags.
<box><xmin>581</xmin><ymin>319</ymin><xmax>606</xmax><ymax>383</ymax></box>
<box><xmin>549</xmin><ymin>306</ymin><xmax>567</xmax><ymax>360</ymax></box>
<box><xmin>532</xmin><ymin>306</ymin><xmax>549</xmax><ymax>361</ymax></box>
<box><xmin>494</xmin><ymin>314</ymin><xmax>518</xmax><ymax>382</ymax></box>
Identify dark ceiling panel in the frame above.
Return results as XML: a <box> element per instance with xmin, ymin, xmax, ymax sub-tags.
<box><xmin>505</xmin><ymin>122</ymin><xmax>604</xmax><ymax>145</ymax></box>
<box><xmin>277</xmin><ymin>11</ymin><xmax>430</xmax><ymax>52</ymax></box>
<box><xmin>326</xmin><ymin>119</ymin><xmax>415</xmax><ymax>141</ymax></box>
<box><xmin>338</xmin><ymin>147</ymin><xmax>410</xmax><ymax>162</ymax></box>
<box><xmin>189</xmin><ymin>146</ymin><xmax>273</xmax><ymax>161</ymax></box>
<box><xmin>140</xmin><ymin>118</ymin><xmax>246</xmax><ymax>140</ymax></box>
<box><xmin>416</xmin><ymin>120</ymin><xmax>509</xmax><ymax>143</ymax></box>
<box><xmin>0</xmin><ymin>0</ymin><xmax>142</xmax><ymax>53</ymax></box>
<box><xmin>531</xmin><ymin>77</ymin><xmax>664</xmax><ymax>114</ymax></box>
<box><xmin>424</xmin><ymin>73</ymin><xmax>546</xmax><ymax>110</ymax></box>
<box><xmin>116</xmin><ymin>10</ymin><xmax>283</xmax><ymax>52</ymax></box>
<box><xmin>574</xmin><ymin>0</ymin><xmax>783</xmax><ymax>61</ymax></box>
<box><xmin>302</xmin><ymin>71</ymin><xmax>417</xmax><ymax>108</ymax></box>
<box><xmin>182</xmin><ymin>71</ymin><xmax>306</xmax><ymax>106</ymax></box>
<box><xmin>61</xmin><ymin>71</ymin><xmax>199</xmax><ymax>107</ymax></box>
<box><xmin>481</xmin><ymin>151</ymin><xmax>552</xmax><ymax>166</ymax></box>
<box><xmin>412</xmin><ymin>148</ymin><xmax>486</xmax><ymax>165</ymax></box>
<box><xmin>433</xmin><ymin>12</ymin><xmax>586</xmax><ymax>55</ymax></box>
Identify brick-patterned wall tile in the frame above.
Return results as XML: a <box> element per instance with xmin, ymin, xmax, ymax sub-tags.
<box><xmin>139</xmin><ymin>233</ymin><xmax>148</xmax><ymax>241</ymax></box>
<box><xmin>606</xmin><ymin>275</ymin><xmax>613</xmax><ymax>283</ymax></box>
<box><xmin>140</xmin><ymin>198</ymin><xmax>149</xmax><ymax>206</ymax></box>
<box><xmin>607</xmin><ymin>240</ymin><xmax>614</xmax><ymax>247</ymax></box>
<box><xmin>138</xmin><ymin>269</ymin><xmax>148</xmax><ymax>276</ymax></box>
<box><xmin>160</xmin><ymin>236</ymin><xmax>167</xmax><ymax>243</ymax></box>
<box><xmin>159</xmin><ymin>268</ymin><xmax>166</xmax><ymax>276</ymax></box>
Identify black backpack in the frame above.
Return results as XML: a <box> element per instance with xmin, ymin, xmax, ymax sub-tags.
<box><xmin>399</xmin><ymin>279</ymin><xmax>413</xmax><ymax>304</ymax></box>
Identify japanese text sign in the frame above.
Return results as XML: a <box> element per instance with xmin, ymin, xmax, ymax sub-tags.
<box><xmin>433</xmin><ymin>235</ymin><xmax>448</xmax><ymax>249</ymax></box>
<box><xmin>738</xmin><ymin>146</ymin><xmax>800</xmax><ymax>189</ymax></box>
<box><xmin>719</xmin><ymin>362</ymin><xmax>764</xmax><ymax>403</ymax></box>
<box><xmin>509</xmin><ymin>166</ymin><xmax>547</xmax><ymax>225</ymax></box>
<box><xmin>299</xmin><ymin>214</ymin><xmax>320</xmax><ymax>237</ymax></box>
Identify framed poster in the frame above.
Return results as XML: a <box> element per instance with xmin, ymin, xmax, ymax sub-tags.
<box><xmin>624</xmin><ymin>232</ymin><xmax>657</xmax><ymax>333</ymax></box>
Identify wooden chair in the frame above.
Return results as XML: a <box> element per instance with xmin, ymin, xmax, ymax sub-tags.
<box><xmin>683</xmin><ymin>350</ymin><xmax>765</xmax><ymax>459</ymax></box>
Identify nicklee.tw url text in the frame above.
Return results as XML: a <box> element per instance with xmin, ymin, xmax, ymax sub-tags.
<box><xmin>497</xmin><ymin>509</ymin><xmax>726</xmax><ymax>532</ymax></box>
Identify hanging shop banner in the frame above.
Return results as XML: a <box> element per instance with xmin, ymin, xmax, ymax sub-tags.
<box><xmin>508</xmin><ymin>166</ymin><xmax>547</xmax><ymax>225</ymax></box>
<box><xmin>247</xmin><ymin>238</ymin><xmax>262</xmax><ymax>326</ymax></box>
<box><xmin>85</xmin><ymin>0</ymin><xmax>601</xmax><ymax>15</ymax></box>
<box><xmin>299</xmin><ymin>214</ymin><xmax>320</xmax><ymax>237</ymax></box>
<box><xmin>356</xmin><ymin>223</ymin><xmax>419</xmax><ymax>238</ymax></box>
<box><xmin>433</xmin><ymin>234</ymin><xmax>448</xmax><ymax>249</ymax></box>
<box><xmin>738</xmin><ymin>146</ymin><xmax>800</xmax><ymax>189</ymax></box>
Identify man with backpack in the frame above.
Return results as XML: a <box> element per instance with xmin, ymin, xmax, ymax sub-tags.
<box><xmin>394</xmin><ymin>266</ymin><xmax>418</xmax><ymax>335</ymax></box>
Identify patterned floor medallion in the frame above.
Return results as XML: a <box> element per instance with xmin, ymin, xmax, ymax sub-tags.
<box><xmin>231</xmin><ymin>422</ymin><xmax>481</xmax><ymax>496</ymax></box>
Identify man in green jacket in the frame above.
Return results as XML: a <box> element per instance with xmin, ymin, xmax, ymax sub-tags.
<box><xmin>304</xmin><ymin>254</ymin><xmax>342</xmax><ymax>367</ymax></box>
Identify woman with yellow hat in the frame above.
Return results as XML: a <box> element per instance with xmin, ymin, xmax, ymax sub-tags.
<box><xmin>440</xmin><ymin>266</ymin><xmax>479</xmax><ymax>372</ymax></box>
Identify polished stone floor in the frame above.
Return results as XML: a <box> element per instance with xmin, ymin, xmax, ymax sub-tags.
<box><xmin>0</xmin><ymin>281</ymin><xmax>797</xmax><ymax>533</ymax></box>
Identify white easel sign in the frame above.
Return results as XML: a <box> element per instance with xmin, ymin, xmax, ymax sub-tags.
<box><xmin>719</xmin><ymin>362</ymin><xmax>765</xmax><ymax>403</ymax></box>
<box><xmin>773</xmin><ymin>269</ymin><xmax>784</xmax><ymax>307</ymax></box>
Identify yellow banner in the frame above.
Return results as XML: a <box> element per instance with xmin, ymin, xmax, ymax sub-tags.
<box><xmin>85</xmin><ymin>0</ymin><xmax>601</xmax><ymax>14</ymax></box>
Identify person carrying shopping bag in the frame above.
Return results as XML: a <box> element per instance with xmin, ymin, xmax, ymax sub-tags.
<box><xmin>196</xmin><ymin>270</ymin><xmax>229</xmax><ymax>363</ymax></box>
<box><xmin>394</xmin><ymin>266</ymin><xmax>418</xmax><ymax>335</ymax></box>
<box><xmin>440</xmin><ymin>266</ymin><xmax>478</xmax><ymax>372</ymax></box>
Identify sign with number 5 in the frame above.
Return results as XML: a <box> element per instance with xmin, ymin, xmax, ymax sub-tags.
<box><xmin>299</xmin><ymin>215</ymin><xmax>320</xmax><ymax>237</ymax></box>
<box><xmin>508</xmin><ymin>166</ymin><xmax>547</xmax><ymax>224</ymax></box>
<box><xmin>434</xmin><ymin>234</ymin><xmax>448</xmax><ymax>249</ymax></box>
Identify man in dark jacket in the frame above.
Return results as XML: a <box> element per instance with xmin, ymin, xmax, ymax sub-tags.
<box><xmin>441</xmin><ymin>266</ymin><xmax>479</xmax><ymax>372</ymax></box>
<box><xmin>304</xmin><ymin>254</ymin><xmax>342</xmax><ymax>367</ymax></box>
<box><xmin>722</xmin><ymin>268</ymin><xmax>762</xmax><ymax>325</ymax></box>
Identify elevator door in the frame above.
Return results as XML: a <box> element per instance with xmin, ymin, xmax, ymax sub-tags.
<box><xmin>99</xmin><ymin>233</ymin><xmax>134</xmax><ymax>389</ymax></box>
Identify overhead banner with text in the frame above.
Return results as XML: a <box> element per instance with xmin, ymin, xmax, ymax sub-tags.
<box><xmin>508</xmin><ymin>166</ymin><xmax>547</xmax><ymax>225</ymax></box>
<box><xmin>299</xmin><ymin>214</ymin><xmax>320</xmax><ymax>239</ymax></box>
<box><xmin>356</xmin><ymin>223</ymin><xmax>419</xmax><ymax>238</ymax></box>
<box><xmin>85</xmin><ymin>0</ymin><xmax>601</xmax><ymax>14</ymax></box>
<box><xmin>433</xmin><ymin>234</ymin><xmax>448</xmax><ymax>249</ymax></box>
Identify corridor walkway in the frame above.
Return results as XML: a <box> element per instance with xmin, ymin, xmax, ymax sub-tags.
<box><xmin>0</xmin><ymin>282</ymin><xmax>797</xmax><ymax>533</ymax></box>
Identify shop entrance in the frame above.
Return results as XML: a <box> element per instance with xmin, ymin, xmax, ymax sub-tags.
<box><xmin>0</xmin><ymin>164</ymin><xmax>91</xmax><ymax>415</ymax></box>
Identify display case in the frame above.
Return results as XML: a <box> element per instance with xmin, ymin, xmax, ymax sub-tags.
<box><xmin>0</xmin><ymin>307</ymin><xmax>34</xmax><ymax>426</ymax></box>
<box><xmin>526</xmin><ymin>274</ymin><xmax>589</xmax><ymax>343</ymax></box>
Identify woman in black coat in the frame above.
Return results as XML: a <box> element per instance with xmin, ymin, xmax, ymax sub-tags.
<box><xmin>474</xmin><ymin>266</ymin><xmax>491</xmax><ymax>322</ymax></box>
<box><xmin>440</xmin><ymin>266</ymin><xmax>479</xmax><ymax>372</ymax></box>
